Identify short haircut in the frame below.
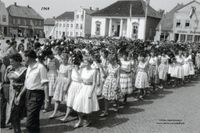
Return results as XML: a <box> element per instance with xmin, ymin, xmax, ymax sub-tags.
<box><xmin>24</xmin><ymin>50</ymin><xmax>37</xmax><ymax>59</ymax></box>
<box><xmin>9</xmin><ymin>53</ymin><xmax>22</xmax><ymax>63</ymax></box>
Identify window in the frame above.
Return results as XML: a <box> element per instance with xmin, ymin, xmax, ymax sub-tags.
<box><xmin>59</xmin><ymin>31</ymin><xmax>61</xmax><ymax>35</ymax></box>
<box><xmin>76</xmin><ymin>24</ymin><xmax>79</xmax><ymax>29</ymax></box>
<box><xmin>81</xmin><ymin>15</ymin><xmax>84</xmax><ymax>20</ymax></box>
<box><xmin>59</xmin><ymin>24</ymin><xmax>62</xmax><ymax>27</ymax></box>
<box><xmin>185</xmin><ymin>20</ymin><xmax>190</xmax><ymax>28</ymax></box>
<box><xmin>76</xmin><ymin>15</ymin><xmax>79</xmax><ymax>19</ymax></box>
<box><xmin>176</xmin><ymin>19</ymin><xmax>181</xmax><ymax>27</ymax></box>
<box><xmin>132</xmin><ymin>22</ymin><xmax>139</xmax><ymax>39</ymax></box>
<box><xmin>71</xmin><ymin>24</ymin><xmax>73</xmax><ymax>28</ymax></box>
<box><xmin>66</xmin><ymin>31</ymin><xmax>69</xmax><ymax>36</ymax></box>
<box><xmin>70</xmin><ymin>32</ymin><xmax>73</xmax><ymax>36</ymax></box>
<box><xmin>95</xmin><ymin>21</ymin><xmax>101</xmax><ymax>35</ymax></box>
<box><xmin>63</xmin><ymin>24</ymin><xmax>65</xmax><ymax>27</ymax></box>
<box><xmin>180</xmin><ymin>34</ymin><xmax>186</xmax><ymax>42</ymax></box>
<box><xmin>2</xmin><ymin>15</ymin><xmax>6</xmax><ymax>22</ymax></box>
<box><xmin>80</xmin><ymin>24</ymin><xmax>83</xmax><ymax>29</ymax></box>
<box><xmin>194</xmin><ymin>35</ymin><xmax>200</xmax><ymax>43</ymax></box>
<box><xmin>76</xmin><ymin>32</ymin><xmax>78</xmax><ymax>36</ymax></box>
<box><xmin>27</xmin><ymin>20</ymin><xmax>30</xmax><ymax>25</ymax></box>
<box><xmin>187</xmin><ymin>35</ymin><xmax>193</xmax><ymax>42</ymax></box>
<box><xmin>67</xmin><ymin>24</ymin><xmax>69</xmax><ymax>27</ymax></box>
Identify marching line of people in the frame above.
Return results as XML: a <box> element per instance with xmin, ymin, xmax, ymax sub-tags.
<box><xmin>0</xmin><ymin>37</ymin><xmax>200</xmax><ymax>133</ymax></box>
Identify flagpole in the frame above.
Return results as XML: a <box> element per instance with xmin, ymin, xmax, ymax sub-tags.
<box><xmin>144</xmin><ymin>0</ymin><xmax>149</xmax><ymax>41</ymax></box>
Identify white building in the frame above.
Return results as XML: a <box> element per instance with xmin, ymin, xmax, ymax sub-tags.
<box><xmin>0</xmin><ymin>0</ymin><xmax>9</xmax><ymax>36</ymax></box>
<box><xmin>44</xmin><ymin>18</ymin><xmax>55</xmax><ymax>38</ymax></box>
<box><xmin>91</xmin><ymin>0</ymin><xmax>161</xmax><ymax>40</ymax></box>
<box><xmin>155</xmin><ymin>0</ymin><xmax>200</xmax><ymax>43</ymax></box>
<box><xmin>51</xmin><ymin>8</ymin><xmax>95</xmax><ymax>39</ymax></box>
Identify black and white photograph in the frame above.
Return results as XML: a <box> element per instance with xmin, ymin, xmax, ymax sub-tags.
<box><xmin>0</xmin><ymin>0</ymin><xmax>200</xmax><ymax>133</ymax></box>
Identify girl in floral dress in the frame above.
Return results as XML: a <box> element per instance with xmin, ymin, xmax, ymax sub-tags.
<box><xmin>135</xmin><ymin>54</ymin><xmax>149</xmax><ymax>100</ymax></box>
<box><xmin>100</xmin><ymin>54</ymin><xmax>120</xmax><ymax>117</ymax></box>
<box><xmin>49</xmin><ymin>53</ymin><xmax>71</xmax><ymax>119</ymax></box>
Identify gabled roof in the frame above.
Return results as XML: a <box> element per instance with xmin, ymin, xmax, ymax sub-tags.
<box><xmin>7</xmin><ymin>4</ymin><xmax>43</xmax><ymax>20</ymax></box>
<box><xmin>91</xmin><ymin>0</ymin><xmax>161</xmax><ymax>19</ymax></box>
<box><xmin>156</xmin><ymin>3</ymin><xmax>184</xmax><ymax>31</ymax></box>
<box><xmin>56</xmin><ymin>11</ymin><xmax>74</xmax><ymax>20</ymax></box>
<box><xmin>156</xmin><ymin>0</ymin><xmax>200</xmax><ymax>32</ymax></box>
<box><xmin>44</xmin><ymin>18</ymin><xmax>55</xmax><ymax>26</ymax></box>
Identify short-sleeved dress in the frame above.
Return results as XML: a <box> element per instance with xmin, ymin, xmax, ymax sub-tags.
<box><xmin>47</xmin><ymin>58</ymin><xmax>59</xmax><ymax>97</ymax></box>
<box><xmin>135</xmin><ymin>61</ymin><xmax>149</xmax><ymax>89</ymax></box>
<box><xmin>158</xmin><ymin>56</ymin><xmax>169</xmax><ymax>80</ymax></box>
<box><xmin>120</xmin><ymin>59</ymin><xmax>133</xmax><ymax>95</ymax></box>
<box><xmin>53</xmin><ymin>64</ymin><xmax>71</xmax><ymax>102</ymax></box>
<box><xmin>102</xmin><ymin>64</ymin><xmax>120</xmax><ymax>100</ymax></box>
<box><xmin>73</xmin><ymin>68</ymin><xmax>99</xmax><ymax>114</ymax></box>
<box><xmin>66</xmin><ymin>68</ymin><xmax>82</xmax><ymax>108</ymax></box>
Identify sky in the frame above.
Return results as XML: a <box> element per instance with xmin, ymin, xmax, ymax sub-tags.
<box><xmin>1</xmin><ymin>0</ymin><xmax>196</xmax><ymax>19</ymax></box>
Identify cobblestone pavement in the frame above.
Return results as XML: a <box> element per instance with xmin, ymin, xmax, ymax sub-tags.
<box><xmin>2</xmin><ymin>77</ymin><xmax>200</xmax><ymax>133</ymax></box>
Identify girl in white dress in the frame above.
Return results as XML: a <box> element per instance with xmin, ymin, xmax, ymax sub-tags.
<box><xmin>158</xmin><ymin>52</ymin><xmax>169</xmax><ymax>89</ymax></box>
<box><xmin>135</xmin><ymin>54</ymin><xmax>149</xmax><ymax>100</ymax></box>
<box><xmin>60</xmin><ymin>50</ymin><xmax>83</xmax><ymax>122</ymax></box>
<box><xmin>195</xmin><ymin>51</ymin><xmax>200</xmax><ymax>73</ymax></box>
<box><xmin>175</xmin><ymin>51</ymin><xmax>184</xmax><ymax>85</ymax></box>
<box><xmin>49</xmin><ymin>53</ymin><xmax>71</xmax><ymax>119</ymax></box>
<box><xmin>73</xmin><ymin>56</ymin><xmax>99</xmax><ymax>128</ymax></box>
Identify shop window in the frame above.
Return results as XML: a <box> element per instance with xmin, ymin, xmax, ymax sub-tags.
<box><xmin>185</xmin><ymin>20</ymin><xmax>190</xmax><ymax>28</ymax></box>
<box><xmin>180</xmin><ymin>34</ymin><xmax>186</xmax><ymax>42</ymax></box>
<box><xmin>187</xmin><ymin>35</ymin><xmax>193</xmax><ymax>42</ymax></box>
<box><xmin>176</xmin><ymin>19</ymin><xmax>181</xmax><ymax>27</ymax></box>
<box><xmin>194</xmin><ymin>35</ymin><xmax>200</xmax><ymax>43</ymax></box>
<box><xmin>132</xmin><ymin>22</ymin><xmax>139</xmax><ymax>39</ymax></box>
<box><xmin>95</xmin><ymin>21</ymin><xmax>101</xmax><ymax>35</ymax></box>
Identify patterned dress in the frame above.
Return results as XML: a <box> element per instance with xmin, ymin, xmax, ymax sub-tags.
<box><xmin>102</xmin><ymin>64</ymin><xmax>120</xmax><ymax>100</ymax></box>
<box><xmin>135</xmin><ymin>61</ymin><xmax>149</xmax><ymax>89</ymax></box>
<box><xmin>53</xmin><ymin>64</ymin><xmax>71</xmax><ymax>102</ymax></box>
<box><xmin>148</xmin><ymin>56</ymin><xmax>159</xmax><ymax>84</ymax></box>
<box><xmin>73</xmin><ymin>68</ymin><xmax>99</xmax><ymax>114</ymax></box>
<box><xmin>120</xmin><ymin>59</ymin><xmax>133</xmax><ymax>95</ymax></box>
<box><xmin>195</xmin><ymin>53</ymin><xmax>200</xmax><ymax>69</ymax></box>
<box><xmin>47</xmin><ymin>58</ymin><xmax>59</xmax><ymax>97</ymax></box>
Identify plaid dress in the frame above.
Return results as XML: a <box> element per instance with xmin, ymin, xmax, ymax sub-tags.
<box><xmin>120</xmin><ymin>60</ymin><xmax>133</xmax><ymax>95</ymax></box>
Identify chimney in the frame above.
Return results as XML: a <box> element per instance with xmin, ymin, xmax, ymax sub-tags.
<box><xmin>14</xmin><ymin>2</ymin><xmax>17</xmax><ymax>6</ymax></box>
<box><xmin>27</xmin><ymin>5</ymin><xmax>30</xmax><ymax>8</ymax></box>
<box><xmin>89</xmin><ymin>7</ymin><xmax>92</xmax><ymax>10</ymax></box>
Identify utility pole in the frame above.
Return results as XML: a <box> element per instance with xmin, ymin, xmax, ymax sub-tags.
<box><xmin>144</xmin><ymin>0</ymin><xmax>150</xmax><ymax>41</ymax></box>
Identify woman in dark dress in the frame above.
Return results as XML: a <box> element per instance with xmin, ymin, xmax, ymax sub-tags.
<box><xmin>6</xmin><ymin>53</ymin><xmax>27</xmax><ymax>133</ymax></box>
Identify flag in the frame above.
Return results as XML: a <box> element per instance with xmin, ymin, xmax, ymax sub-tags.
<box><xmin>189</xmin><ymin>7</ymin><xmax>196</xmax><ymax>19</ymax></box>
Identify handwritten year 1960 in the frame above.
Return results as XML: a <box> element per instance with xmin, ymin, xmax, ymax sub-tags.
<box><xmin>41</xmin><ymin>7</ymin><xmax>50</xmax><ymax>10</ymax></box>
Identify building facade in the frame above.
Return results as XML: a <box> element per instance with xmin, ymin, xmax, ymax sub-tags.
<box><xmin>0</xmin><ymin>0</ymin><xmax>9</xmax><ymax>36</ymax></box>
<box><xmin>51</xmin><ymin>8</ymin><xmax>95</xmax><ymax>39</ymax></box>
<box><xmin>91</xmin><ymin>0</ymin><xmax>161</xmax><ymax>40</ymax></box>
<box><xmin>44</xmin><ymin>18</ymin><xmax>55</xmax><ymax>38</ymax></box>
<box><xmin>7</xmin><ymin>2</ymin><xmax>44</xmax><ymax>37</ymax></box>
<box><xmin>155</xmin><ymin>0</ymin><xmax>200</xmax><ymax>43</ymax></box>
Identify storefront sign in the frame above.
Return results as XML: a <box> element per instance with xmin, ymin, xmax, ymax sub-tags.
<box><xmin>177</xmin><ymin>30</ymin><xmax>200</xmax><ymax>34</ymax></box>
